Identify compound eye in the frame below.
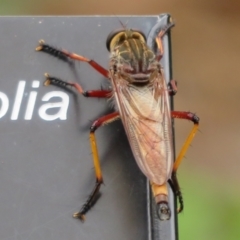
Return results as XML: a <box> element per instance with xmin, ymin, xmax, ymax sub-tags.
<box><xmin>130</xmin><ymin>29</ymin><xmax>146</xmax><ymax>42</ymax></box>
<box><xmin>106</xmin><ymin>28</ymin><xmax>147</xmax><ymax>52</ymax></box>
<box><xmin>106</xmin><ymin>28</ymin><xmax>125</xmax><ymax>51</ymax></box>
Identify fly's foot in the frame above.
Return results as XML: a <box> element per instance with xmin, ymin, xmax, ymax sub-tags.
<box><xmin>73</xmin><ymin>211</ymin><xmax>86</xmax><ymax>222</ymax></box>
<box><xmin>43</xmin><ymin>73</ymin><xmax>51</xmax><ymax>86</ymax></box>
<box><xmin>157</xmin><ymin>202</ymin><xmax>171</xmax><ymax>221</ymax></box>
<box><xmin>35</xmin><ymin>39</ymin><xmax>45</xmax><ymax>51</ymax></box>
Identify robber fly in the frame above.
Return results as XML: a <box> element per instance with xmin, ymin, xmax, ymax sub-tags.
<box><xmin>35</xmin><ymin>20</ymin><xmax>199</xmax><ymax>221</ymax></box>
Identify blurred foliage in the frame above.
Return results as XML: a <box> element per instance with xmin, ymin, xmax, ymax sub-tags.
<box><xmin>179</xmin><ymin>169</ymin><xmax>240</xmax><ymax>240</ymax></box>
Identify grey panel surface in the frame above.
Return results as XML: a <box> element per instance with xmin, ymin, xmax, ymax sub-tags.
<box><xmin>0</xmin><ymin>16</ymin><xmax>176</xmax><ymax>240</ymax></box>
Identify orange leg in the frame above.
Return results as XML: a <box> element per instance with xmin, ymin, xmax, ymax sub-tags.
<box><xmin>170</xmin><ymin>111</ymin><xmax>200</xmax><ymax>213</ymax></box>
<box><xmin>73</xmin><ymin>112</ymin><xmax>120</xmax><ymax>221</ymax></box>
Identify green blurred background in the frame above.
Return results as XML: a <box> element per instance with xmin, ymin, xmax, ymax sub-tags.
<box><xmin>1</xmin><ymin>0</ymin><xmax>240</xmax><ymax>239</ymax></box>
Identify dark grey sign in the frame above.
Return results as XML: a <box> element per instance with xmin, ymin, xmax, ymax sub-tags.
<box><xmin>0</xmin><ymin>15</ymin><xmax>176</xmax><ymax>240</ymax></box>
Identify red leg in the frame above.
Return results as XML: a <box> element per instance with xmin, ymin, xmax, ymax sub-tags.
<box><xmin>44</xmin><ymin>73</ymin><xmax>112</xmax><ymax>98</ymax></box>
<box><xmin>83</xmin><ymin>90</ymin><xmax>112</xmax><ymax>98</ymax></box>
<box><xmin>171</xmin><ymin>111</ymin><xmax>199</xmax><ymax>123</ymax></box>
<box><xmin>36</xmin><ymin>40</ymin><xmax>109</xmax><ymax>78</ymax></box>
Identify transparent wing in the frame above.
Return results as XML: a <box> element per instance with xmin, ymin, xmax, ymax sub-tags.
<box><xmin>112</xmin><ymin>70</ymin><xmax>173</xmax><ymax>185</ymax></box>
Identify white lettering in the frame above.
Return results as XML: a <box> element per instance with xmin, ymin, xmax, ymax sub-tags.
<box><xmin>38</xmin><ymin>91</ymin><xmax>69</xmax><ymax>121</ymax></box>
<box><xmin>24</xmin><ymin>91</ymin><xmax>38</xmax><ymax>120</ymax></box>
<box><xmin>24</xmin><ymin>81</ymin><xmax>40</xmax><ymax>120</ymax></box>
<box><xmin>32</xmin><ymin>80</ymin><xmax>40</xmax><ymax>88</ymax></box>
<box><xmin>0</xmin><ymin>81</ymin><xmax>70</xmax><ymax>121</ymax></box>
<box><xmin>11</xmin><ymin>81</ymin><xmax>26</xmax><ymax>120</ymax></box>
<box><xmin>0</xmin><ymin>92</ymin><xmax>9</xmax><ymax>118</ymax></box>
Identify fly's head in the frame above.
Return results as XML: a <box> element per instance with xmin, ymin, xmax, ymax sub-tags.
<box><xmin>106</xmin><ymin>29</ymin><xmax>160</xmax><ymax>85</ymax></box>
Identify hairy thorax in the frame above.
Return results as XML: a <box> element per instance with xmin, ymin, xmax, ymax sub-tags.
<box><xmin>109</xmin><ymin>38</ymin><xmax>161</xmax><ymax>85</ymax></box>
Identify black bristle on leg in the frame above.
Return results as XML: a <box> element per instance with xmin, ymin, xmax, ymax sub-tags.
<box><xmin>176</xmin><ymin>189</ymin><xmax>184</xmax><ymax>213</ymax></box>
<box><xmin>44</xmin><ymin>73</ymin><xmax>71</xmax><ymax>88</ymax></box>
<box><xmin>169</xmin><ymin>173</ymin><xmax>184</xmax><ymax>213</ymax></box>
<box><xmin>36</xmin><ymin>40</ymin><xmax>71</xmax><ymax>62</ymax></box>
<box><xmin>73</xmin><ymin>181</ymin><xmax>102</xmax><ymax>222</ymax></box>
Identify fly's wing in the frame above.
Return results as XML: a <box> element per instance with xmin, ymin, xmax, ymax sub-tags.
<box><xmin>112</xmin><ymin>71</ymin><xmax>173</xmax><ymax>185</ymax></box>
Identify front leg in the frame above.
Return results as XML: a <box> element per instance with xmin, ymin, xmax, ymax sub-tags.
<box><xmin>155</xmin><ymin>22</ymin><xmax>175</xmax><ymax>61</ymax></box>
<box><xmin>36</xmin><ymin>40</ymin><xmax>109</xmax><ymax>78</ymax></box>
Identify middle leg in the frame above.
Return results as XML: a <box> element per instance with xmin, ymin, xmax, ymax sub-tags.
<box><xmin>44</xmin><ymin>73</ymin><xmax>112</xmax><ymax>98</ymax></box>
